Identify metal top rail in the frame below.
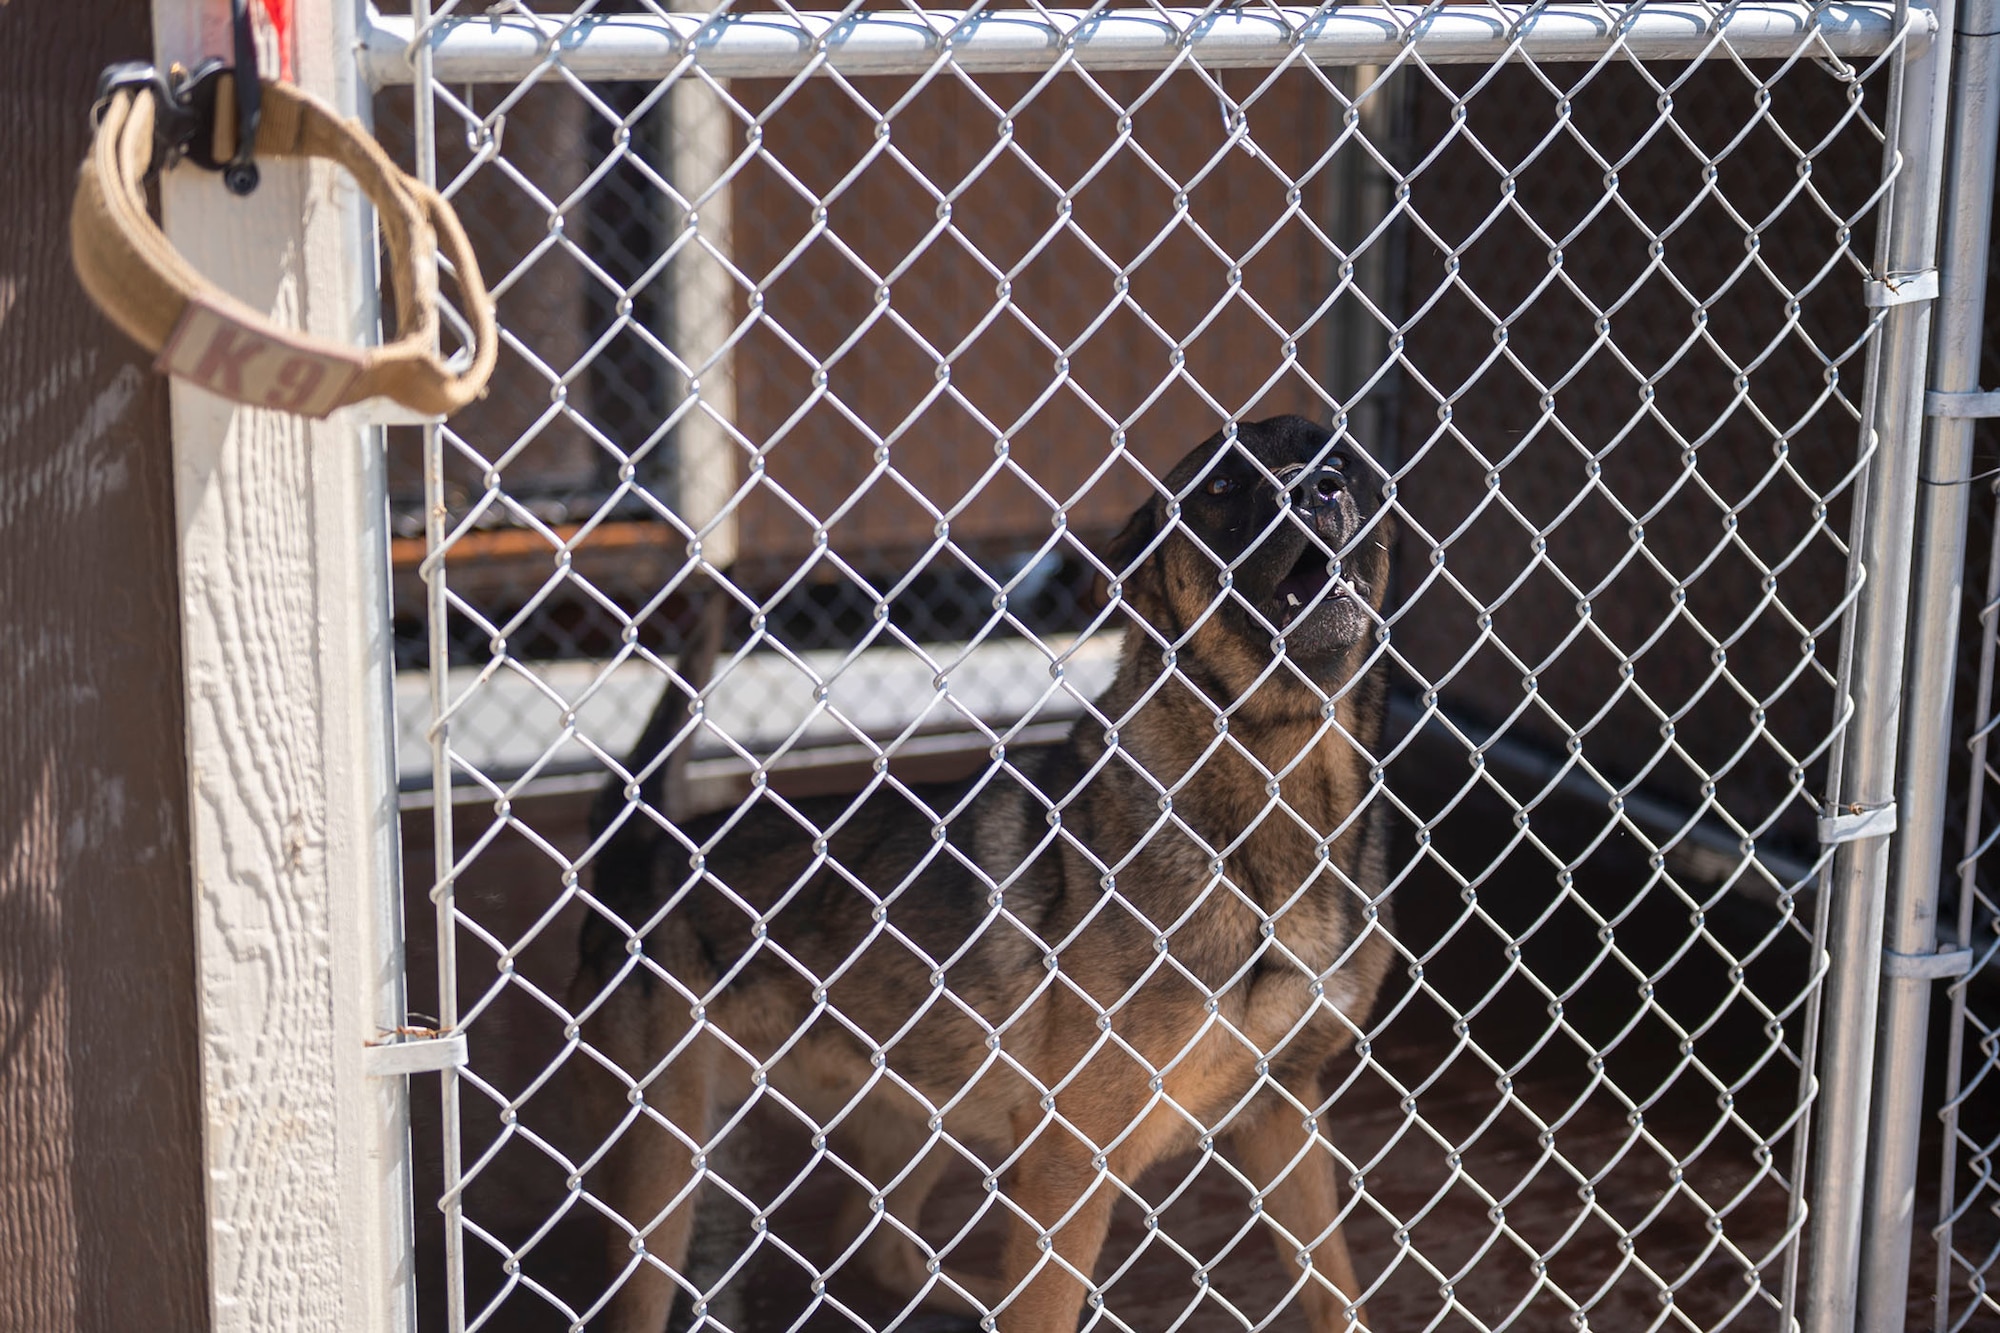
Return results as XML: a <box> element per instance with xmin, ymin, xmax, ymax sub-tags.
<box><xmin>362</xmin><ymin>2</ymin><xmax>1928</xmax><ymax>85</ymax></box>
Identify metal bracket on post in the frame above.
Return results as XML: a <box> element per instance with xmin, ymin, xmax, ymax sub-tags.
<box><xmin>1865</xmin><ymin>269</ymin><xmax>1940</xmax><ymax>307</ymax></box>
<box><xmin>1818</xmin><ymin>802</ymin><xmax>1899</xmax><ymax>844</ymax></box>
<box><xmin>1925</xmin><ymin>388</ymin><xmax>2000</xmax><ymax>418</ymax></box>
<box><xmin>362</xmin><ymin>1030</ymin><xmax>468</xmax><ymax>1077</ymax></box>
<box><xmin>1880</xmin><ymin>946</ymin><xmax>1976</xmax><ymax>981</ymax></box>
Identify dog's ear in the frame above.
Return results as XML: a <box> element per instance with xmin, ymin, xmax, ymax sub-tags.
<box><xmin>1092</xmin><ymin>493</ymin><xmax>1165</xmax><ymax>614</ymax></box>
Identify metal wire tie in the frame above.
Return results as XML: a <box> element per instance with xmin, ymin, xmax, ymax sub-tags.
<box><xmin>1924</xmin><ymin>388</ymin><xmax>2000</xmax><ymax>418</ymax></box>
<box><xmin>1879</xmin><ymin>946</ymin><xmax>1976</xmax><ymax>981</ymax></box>
<box><xmin>362</xmin><ymin>1030</ymin><xmax>469</xmax><ymax>1077</ymax></box>
<box><xmin>1817</xmin><ymin>802</ymin><xmax>1898</xmax><ymax>844</ymax></box>
<box><xmin>1864</xmin><ymin>269</ymin><xmax>1940</xmax><ymax>307</ymax></box>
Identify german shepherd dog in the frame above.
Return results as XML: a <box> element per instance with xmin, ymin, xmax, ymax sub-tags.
<box><xmin>575</xmin><ymin>414</ymin><xmax>1397</xmax><ymax>1332</ymax></box>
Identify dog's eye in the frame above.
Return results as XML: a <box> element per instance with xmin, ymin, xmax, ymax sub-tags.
<box><xmin>1206</xmin><ymin>474</ymin><xmax>1237</xmax><ymax>496</ymax></box>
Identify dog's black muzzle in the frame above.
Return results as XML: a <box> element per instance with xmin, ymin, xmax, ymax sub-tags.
<box><xmin>1255</xmin><ymin>457</ymin><xmax>1381</xmax><ymax>654</ymax></box>
<box><xmin>1290</xmin><ymin>463</ymin><xmax>1347</xmax><ymax>515</ymax></box>
<box><xmin>1273</xmin><ymin>461</ymin><xmax>1362</xmax><ymax>552</ymax></box>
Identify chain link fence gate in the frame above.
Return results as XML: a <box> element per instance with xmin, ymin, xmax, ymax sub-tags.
<box><xmin>358</xmin><ymin>2</ymin><xmax>1951</xmax><ymax>1329</ymax></box>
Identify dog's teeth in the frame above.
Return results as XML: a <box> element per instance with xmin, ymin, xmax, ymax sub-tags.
<box><xmin>1286</xmin><ymin>593</ymin><xmax>1301</xmax><ymax>607</ymax></box>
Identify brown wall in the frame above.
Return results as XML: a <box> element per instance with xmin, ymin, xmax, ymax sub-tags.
<box><xmin>392</xmin><ymin>65</ymin><xmax>1364</xmax><ymax>590</ymax></box>
<box><xmin>0</xmin><ymin>5</ymin><xmax>210</xmax><ymax>1331</ymax></box>
<box><xmin>726</xmin><ymin>67</ymin><xmax>1355</xmax><ymax>558</ymax></box>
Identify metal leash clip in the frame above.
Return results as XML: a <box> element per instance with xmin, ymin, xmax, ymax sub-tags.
<box><xmin>88</xmin><ymin>0</ymin><xmax>263</xmax><ymax>194</ymax></box>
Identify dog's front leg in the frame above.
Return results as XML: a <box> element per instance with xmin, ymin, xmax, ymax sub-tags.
<box><xmin>1231</xmin><ymin>1086</ymin><xmax>1370</xmax><ymax>1331</ymax></box>
<box><xmin>833</xmin><ymin>1110</ymin><xmax>1002</xmax><ymax>1315</ymax></box>
<box><xmin>595</xmin><ymin>1028</ymin><xmax>718</xmax><ymax>1333</ymax></box>
<box><xmin>995</xmin><ymin>1106</ymin><xmax>1118</xmax><ymax>1331</ymax></box>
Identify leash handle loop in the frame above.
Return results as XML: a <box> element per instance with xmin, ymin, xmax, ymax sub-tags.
<box><xmin>71</xmin><ymin>73</ymin><xmax>496</xmax><ymax>420</ymax></box>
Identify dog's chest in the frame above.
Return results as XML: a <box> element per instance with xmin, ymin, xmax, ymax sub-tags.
<box><xmin>1233</xmin><ymin>952</ymin><xmax>1371</xmax><ymax>1048</ymax></box>
<box><xmin>1217</xmin><ymin>767</ymin><xmax>1370</xmax><ymax>926</ymax></box>
<box><xmin>1212</xmin><ymin>769</ymin><xmax>1376</xmax><ymax>1043</ymax></box>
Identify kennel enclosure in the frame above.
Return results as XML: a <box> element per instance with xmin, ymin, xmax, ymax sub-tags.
<box><xmin>143</xmin><ymin>1</ymin><xmax>2000</xmax><ymax>1331</ymax></box>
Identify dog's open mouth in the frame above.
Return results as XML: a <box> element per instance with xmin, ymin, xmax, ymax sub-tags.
<box><xmin>1274</xmin><ymin>547</ymin><xmax>1349</xmax><ymax>613</ymax></box>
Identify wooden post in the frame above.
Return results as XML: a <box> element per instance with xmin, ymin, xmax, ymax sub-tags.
<box><xmin>151</xmin><ymin>2</ymin><xmax>413</xmax><ymax>1331</ymax></box>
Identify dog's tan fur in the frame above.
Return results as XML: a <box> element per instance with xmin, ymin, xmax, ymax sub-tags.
<box><xmin>576</xmin><ymin>415</ymin><xmax>1397</xmax><ymax>1331</ymax></box>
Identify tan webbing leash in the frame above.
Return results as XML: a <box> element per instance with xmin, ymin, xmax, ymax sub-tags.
<box><xmin>71</xmin><ymin>70</ymin><xmax>496</xmax><ymax>420</ymax></box>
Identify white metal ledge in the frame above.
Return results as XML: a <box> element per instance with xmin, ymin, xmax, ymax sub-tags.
<box><xmin>363</xmin><ymin>2</ymin><xmax>1927</xmax><ymax>86</ymax></box>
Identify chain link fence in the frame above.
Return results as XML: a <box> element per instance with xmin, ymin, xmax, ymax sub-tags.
<box><xmin>372</xmin><ymin>3</ymin><xmax>1936</xmax><ymax>1330</ymax></box>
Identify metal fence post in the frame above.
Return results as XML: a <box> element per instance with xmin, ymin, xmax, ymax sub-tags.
<box><xmin>1859</xmin><ymin>1</ymin><xmax>2000</xmax><ymax>1324</ymax></box>
<box><xmin>1801</xmin><ymin>2</ymin><xmax>1957</xmax><ymax>1330</ymax></box>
